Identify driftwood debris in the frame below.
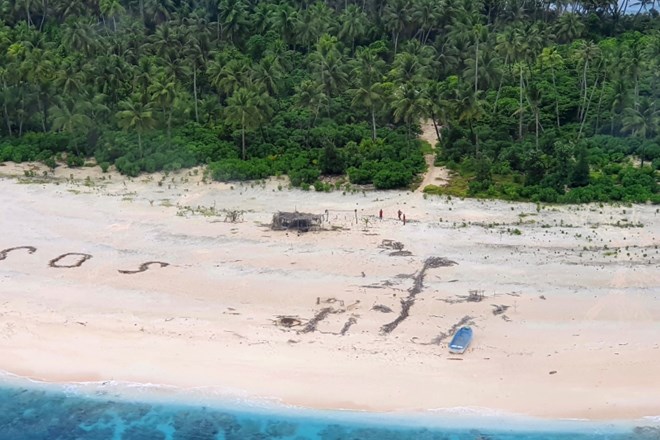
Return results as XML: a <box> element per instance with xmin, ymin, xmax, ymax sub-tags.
<box><xmin>118</xmin><ymin>261</ymin><xmax>170</xmax><ymax>274</ymax></box>
<box><xmin>440</xmin><ymin>289</ymin><xmax>485</xmax><ymax>304</ymax></box>
<box><xmin>0</xmin><ymin>246</ymin><xmax>36</xmax><ymax>261</ymax></box>
<box><xmin>271</xmin><ymin>211</ymin><xmax>323</xmax><ymax>232</ymax></box>
<box><xmin>426</xmin><ymin>315</ymin><xmax>475</xmax><ymax>346</ymax></box>
<box><xmin>273</xmin><ymin>315</ymin><xmax>302</xmax><ymax>328</ymax></box>
<box><xmin>491</xmin><ymin>304</ymin><xmax>509</xmax><ymax>315</ymax></box>
<box><xmin>300</xmin><ymin>307</ymin><xmax>334</xmax><ymax>333</ymax></box>
<box><xmin>339</xmin><ymin>317</ymin><xmax>357</xmax><ymax>335</ymax></box>
<box><xmin>223</xmin><ymin>209</ymin><xmax>245</xmax><ymax>223</ymax></box>
<box><xmin>378</xmin><ymin>240</ymin><xmax>413</xmax><ymax>257</ymax></box>
<box><xmin>378</xmin><ymin>240</ymin><xmax>404</xmax><ymax>251</ymax></box>
<box><xmin>380</xmin><ymin>257</ymin><xmax>457</xmax><ymax>335</ymax></box>
<box><xmin>48</xmin><ymin>253</ymin><xmax>92</xmax><ymax>268</ymax></box>
<box><xmin>389</xmin><ymin>250</ymin><xmax>413</xmax><ymax>257</ymax></box>
<box><xmin>274</xmin><ymin>316</ymin><xmax>303</xmax><ymax>328</ymax></box>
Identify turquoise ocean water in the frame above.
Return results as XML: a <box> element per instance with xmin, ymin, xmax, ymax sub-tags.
<box><xmin>0</xmin><ymin>378</ymin><xmax>658</xmax><ymax>440</ymax></box>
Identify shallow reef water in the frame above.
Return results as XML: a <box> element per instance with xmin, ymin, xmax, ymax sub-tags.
<box><xmin>0</xmin><ymin>384</ymin><xmax>657</xmax><ymax>440</ymax></box>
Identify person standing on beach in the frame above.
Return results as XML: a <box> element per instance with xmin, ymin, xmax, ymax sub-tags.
<box><xmin>402</xmin><ymin>213</ymin><xmax>406</xmax><ymax>225</ymax></box>
<box><xmin>397</xmin><ymin>209</ymin><xmax>402</xmax><ymax>220</ymax></box>
<box><xmin>379</xmin><ymin>209</ymin><xmax>383</xmax><ymax>219</ymax></box>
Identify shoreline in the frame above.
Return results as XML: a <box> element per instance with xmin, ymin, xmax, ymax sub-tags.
<box><xmin>1</xmin><ymin>370</ymin><xmax>656</xmax><ymax>433</ymax></box>
<box><xmin>1</xmin><ymin>162</ymin><xmax>659</xmax><ymax>422</ymax></box>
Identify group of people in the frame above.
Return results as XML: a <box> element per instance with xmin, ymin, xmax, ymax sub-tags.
<box><xmin>379</xmin><ymin>209</ymin><xmax>406</xmax><ymax>225</ymax></box>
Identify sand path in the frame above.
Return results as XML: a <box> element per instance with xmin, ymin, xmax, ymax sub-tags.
<box><xmin>417</xmin><ymin>120</ymin><xmax>450</xmax><ymax>191</ymax></box>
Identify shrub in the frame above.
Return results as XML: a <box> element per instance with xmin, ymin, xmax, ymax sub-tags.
<box><xmin>373</xmin><ymin>164</ymin><xmax>412</xmax><ymax>189</ymax></box>
<box><xmin>66</xmin><ymin>155</ymin><xmax>85</xmax><ymax>168</ymax></box>
<box><xmin>208</xmin><ymin>159</ymin><xmax>271</xmax><ymax>182</ymax></box>
<box><xmin>42</xmin><ymin>156</ymin><xmax>58</xmax><ymax>170</ymax></box>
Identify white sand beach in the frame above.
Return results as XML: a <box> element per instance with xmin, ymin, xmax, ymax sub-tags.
<box><xmin>0</xmin><ymin>162</ymin><xmax>659</xmax><ymax>420</ymax></box>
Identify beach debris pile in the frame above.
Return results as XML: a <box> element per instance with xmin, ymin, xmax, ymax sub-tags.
<box><xmin>378</xmin><ymin>239</ymin><xmax>412</xmax><ymax>257</ymax></box>
<box><xmin>274</xmin><ymin>316</ymin><xmax>303</xmax><ymax>328</ymax></box>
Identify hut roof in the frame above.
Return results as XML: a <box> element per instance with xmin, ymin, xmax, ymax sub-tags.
<box><xmin>271</xmin><ymin>211</ymin><xmax>323</xmax><ymax>232</ymax></box>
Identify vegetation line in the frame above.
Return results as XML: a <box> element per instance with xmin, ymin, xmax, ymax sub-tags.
<box><xmin>0</xmin><ymin>2</ymin><xmax>657</xmax><ymax>202</ymax></box>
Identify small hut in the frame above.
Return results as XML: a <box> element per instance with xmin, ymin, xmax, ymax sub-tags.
<box><xmin>271</xmin><ymin>211</ymin><xmax>323</xmax><ymax>232</ymax></box>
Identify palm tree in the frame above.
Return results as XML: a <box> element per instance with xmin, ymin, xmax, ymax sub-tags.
<box><xmin>60</xmin><ymin>19</ymin><xmax>99</xmax><ymax>56</ymax></box>
<box><xmin>390</xmin><ymin>52</ymin><xmax>427</xmax><ymax>85</ymax></box>
<box><xmin>310</xmin><ymin>35</ymin><xmax>348</xmax><ymax>114</ymax></box>
<box><xmin>392</xmin><ymin>82</ymin><xmax>428</xmax><ymax>141</ymax></box>
<box><xmin>0</xmin><ymin>67</ymin><xmax>14</xmax><ymax>136</ymax></box>
<box><xmin>144</xmin><ymin>0</ymin><xmax>174</xmax><ymax>26</ymax></box>
<box><xmin>513</xmin><ymin>61</ymin><xmax>527</xmax><ymax>140</ymax></box>
<box><xmin>464</xmin><ymin>42</ymin><xmax>499</xmax><ymax>94</ymax></box>
<box><xmin>456</xmin><ymin>89</ymin><xmax>485</xmax><ymax>156</ymax></box>
<box><xmin>150</xmin><ymin>23</ymin><xmax>178</xmax><ymax>58</ymax></box>
<box><xmin>148</xmin><ymin>71</ymin><xmax>177</xmax><ymax>146</ymax></box>
<box><xmin>622</xmin><ymin>99</ymin><xmax>659</xmax><ymax>167</ymax></box>
<box><xmin>422</xmin><ymin>79</ymin><xmax>452</xmax><ymax>142</ymax></box>
<box><xmin>15</xmin><ymin>0</ymin><xmax>35</xmax><ymax>26</ymax></box>
<box><xmin>307</xmin><ymin>2</ymin><xmax>335</xmax><ymax>37</ymax></box>
<box><xmin>268</xmin><ymin>3</ymin><xmax>298</xmax><ymax>47</ymax></box>
<box><xmin>183</xmin><ymin>31</ymin><xmax>207</xmax><ymax>123</ymax></box>
<box><xmin>575</xmin><ymin>40</ymin><xmax>601</xmax><ymax>127</ymax></box>
<box><xmin>493</xmin><ymin>23</ymin><xmax>530</xmax><ymax>112</ymax></box>
<box><xmin>609</xmin><ymin>79</ymin><xmax>629</xmax><ymax>135</ymax></box>
<box><xmin>208</xmin><ymin>57</ymin><xmax>248</xmax><ymax>99</ymax></box>
<box><xmin>93</xmin><ymin>54</ymin><xmax>129</xmax><ymax>105</ymax></box>
<box><xmin>49</xmin><ymin>96</ymin><xmax>92</xmax><ymax>146</ymax></box>
<box><xmin>469</xmin><ymin>23</ymin><xmax>488</xmax><ymax>94</ymax></box>
<box><xmin>338</xmin><ymin>5</ymin><xmax>368</xmax><ymax>52</ymax></box>
<box><xmin>623</xmin><ymin>36</ymin><xmax>643</xmax><ymax>110</ymax></box>
<box><xmin>251</xmin><ymin>55</ymin><xmax>283</xmax><ymax>96</ymax></box>
<box><xmin>225</xmin><ymin>86</ymin><xmax>273</xmax><ymax>160</ymax></box>
<box><xmin>53</xmin><ymin>60</ymin><xmax>85</xmax><ymax>96</ymax></box>
<box><xmin>382</xmin><ymin>0</ymin><xmax>410</xmax><ymax>54</ymax></box>
<box><xmin>622</xmin><ymin>98</ymin><xmax>659</xmax><ymax>140</ymax></box>
<box><xmin>293</xmin><ymin>79</ymin><xmax>326</xmax><ymax>126</ymax></box>
<box><xmin>553</xmin><ymin>13</ymin><xmax>583</xmax><ymax>43</ymax></box>
<box><xmin>217</xmin><ymin>0</ymin><xmax>248</xmax><ymax>43</ymax></box>
<box><xmin>525</xmin><ymin>82</ymin><xmax>543</xmax><ymax>148</ymax></box>
<box><xmin>350</xmin><ymin>82</ymin><xmax>386</xmax><ymax>141</ymax></box>
<box><xmin>115</xmin><ymin>95</ymin><xmax>156</xmax><ymax>158</ymax></box>
<box><xmin>100</xmin><ymin>0</ymin><xmax>125</xmax><ymax>32</ymax></box>
<box><xmin>410</xmin><ymin>0</ymin><xmax>440</xmax><ymax>44</ymax></box>
<box><xmin>23</xmin><ymin>46</ymin><xmax>55</xmax><ymax>132</ymax></box>
<box><xmin>538</xmin><ymin>46</ymin><xmax>564</xmax><ymax>128</ymax></box>
<box><xmin>643</xmin><ymin>31</ymin><xmax>660</xmax><ymax>103</ymax></box>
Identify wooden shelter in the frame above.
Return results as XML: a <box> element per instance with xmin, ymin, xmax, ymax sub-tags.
<box><xmin>271</xmin><ymin>211</ymin><xmax>323</xmax><ymax>232</ymax></box>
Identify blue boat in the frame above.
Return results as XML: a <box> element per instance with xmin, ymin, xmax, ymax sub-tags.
<box><xmin>448</xmin><ymin>326</ymin><xmax>473</xmax><ymax>354</ymax></box>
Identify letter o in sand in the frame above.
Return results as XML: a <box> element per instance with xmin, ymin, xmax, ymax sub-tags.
<box><xmin>49</xmin><ymin>253</ymin><xmax>93</xmax><ymax>268</ymax></box>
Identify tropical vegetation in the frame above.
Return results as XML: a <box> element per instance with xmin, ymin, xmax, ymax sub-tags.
<box><xmin>0</xmin><ymin>0</ymin><xmax>658</xmax><ymax>200</ymax></box>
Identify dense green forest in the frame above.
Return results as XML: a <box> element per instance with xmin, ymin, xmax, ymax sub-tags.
<box><xmin>0</xmin><ymin>0</ymin><xmax>658</xmax><ymax>202</ymax></box>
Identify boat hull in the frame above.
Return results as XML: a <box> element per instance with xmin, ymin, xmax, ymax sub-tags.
<box><xmin>448</xmin><ymin>327</ymin><xmax>473</xmax><ymax>354</ymax></box>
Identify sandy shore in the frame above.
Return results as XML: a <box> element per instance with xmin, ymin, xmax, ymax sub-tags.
<box><xmin>0</xmin><ymin>161</ymin><xmax>659</xmax><ymax>421</ymax></box>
